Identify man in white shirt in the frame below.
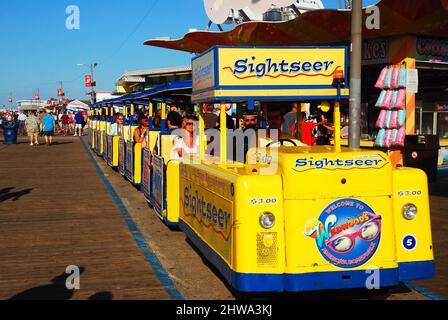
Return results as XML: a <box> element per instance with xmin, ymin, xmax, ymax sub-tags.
<box><xmin>17</xmin><ymin>111</ymin><xmax>27</xmax><ymax>135</ymax></box>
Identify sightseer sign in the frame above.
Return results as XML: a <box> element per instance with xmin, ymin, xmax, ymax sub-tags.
<box><xmin>191</xmin><ymin>46</ymin><xmax>350</xmax><ymax>103</ymax></box>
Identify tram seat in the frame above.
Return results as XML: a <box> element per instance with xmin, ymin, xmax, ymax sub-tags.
<box><xmin>147</xmin><ymin>130</ymin><xmax>160</xmax><ymax>154</ymax></box>
<box><xmin>151</xmin><ymin>133</ymin><xmax>181</xmax><ymax>224</ymax></box>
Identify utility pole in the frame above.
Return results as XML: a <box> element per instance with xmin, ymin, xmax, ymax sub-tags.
<box><xmin>90</xmin><ymin>64</ymin><xmax>97</xmax><ymax>104</ymax></box>
<box><xmin>77</xmin><ymin>63</ymin><xmax>98</xmax><ymax>104</ymax></box>
<box><xmin>59</xmin><ymin>81</ymin><xmax>65</xmax><ymax>96</ymax></box>
<box><xmin>349</xmin><ymin>0</ymin><xmax>362</xmax><ymax>148</ymax></box>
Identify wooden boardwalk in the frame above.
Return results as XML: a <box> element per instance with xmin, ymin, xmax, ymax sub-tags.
<box><xmin>0</xmin><ymin>134</ymin><xmax>172</xmax><ymax>300</ymax></box>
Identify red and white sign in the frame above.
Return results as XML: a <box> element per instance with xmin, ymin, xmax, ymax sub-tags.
<box><xmin>85</xmin><ymin>75</ymin><xmax>92</xmax><ymax>87</ymax></box>
<box><xmin>57</xmin><ymin>88</ymin><xmax>64</xmax><ymax>97</ymax></box>
<box><xmin>35</xmin><ymin>93</ymin><xmax>40</xmax><ymax>100</ymax></box>
<box><xmin>8</xmin><ymin>96</ymin><xmax>12</xmax><ymax>103</ymax></box>
<box><xmin>412</xmin><ymin>152</ymin><xmax>419</xmax><ymax>159</ymax></box>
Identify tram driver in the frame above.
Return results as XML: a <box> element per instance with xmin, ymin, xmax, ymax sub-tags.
<box><xmin>266</xmin><ymin>109</ymin><xmax>295</xmax><ymax>140</ymax></box>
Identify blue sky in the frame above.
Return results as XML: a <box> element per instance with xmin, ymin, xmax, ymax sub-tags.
<box><xmin>0</xmin><ymin>0</ymin><xmax>378</xmax><ymax>106</ymax></box>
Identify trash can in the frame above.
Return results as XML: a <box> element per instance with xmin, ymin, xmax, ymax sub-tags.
<box><xmin>1</xmin><ymin>120</ymin><xmax>19</xmax><ymax>145</ymax></box>
<box><xmin>404</xmin><ymin>135</ymin><xmax>440</xmax><ymax>183</ymax></box>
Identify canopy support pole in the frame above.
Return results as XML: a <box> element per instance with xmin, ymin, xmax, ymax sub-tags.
<box><xmin>220</xmin><ymin>102</ymin><xmax>227</xmax><ymax>165</ymax></box>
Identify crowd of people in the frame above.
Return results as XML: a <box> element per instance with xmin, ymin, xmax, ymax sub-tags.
<box><xmin>0</xmin><ymin>109</ymin><xmax>89</xmax><ymax>146</ymax></box>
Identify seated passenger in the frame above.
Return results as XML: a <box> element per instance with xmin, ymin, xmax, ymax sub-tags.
<box><xmin>315</xmin><ymin>125</ymin><xmax>331</xmax><ymax>146</ymax></box>
<box><xmin>167</xmin><ymin>111</ymin><xmax>182</xmax><ymax>131</ymax></box>
<box><xmin>267</xmin><ymin>109</ymin><xmax>295</xmax><ymax>140</ymax></box>
<box><xmin>134</xmin><ymin>114</ymin><xmax>148</xmax><ymax>148</ymax></box>
<box><xmin>152</xmin><ymin>111</ymin><xmax>183</xmax><ymax>155</ymax></box>
<box><xmin>172</xmin><ymin>115</ymin><xmax>199</xmax><ymax>160</ymax></box>
<box><xmin>110</xmin><ymin>113</ymin><xmax>123</xmax><ymax>136</ymax></box>
<box><xmin>204</xmin><ymin>104</ymin><xmax>218</xmax><ymax>129</ymax></box>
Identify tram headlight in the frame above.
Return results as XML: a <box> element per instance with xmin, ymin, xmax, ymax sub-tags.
<box><xmin>403</xmin><ymin>203</ymin><xmax>418</xmax><ymax>220</ymax></box>
<box><xmin>259</xmin><ymin>212</ymin><xmax>276</xmax><ymax>229</ymax></box>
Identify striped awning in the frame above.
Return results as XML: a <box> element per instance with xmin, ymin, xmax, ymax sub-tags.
<box><xmin>144</xmin><ymin>0</ymin><xmax>448</xmax><ymax>54</ymax></box>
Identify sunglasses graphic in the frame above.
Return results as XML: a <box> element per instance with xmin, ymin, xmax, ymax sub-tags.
<box><xmin>325</xmin><ymin>213</ymin><xmax>382</xmax><ymax>253</ymax></box>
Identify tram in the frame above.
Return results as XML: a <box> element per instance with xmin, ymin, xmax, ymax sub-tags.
<box><xmin>178</xmin><ymin>46</ymin><xmax>434</xmax><ymax>292</ymax></box>
<box><xmin>88</xmin><ymin>45</ymin><xmax>434</xmax><ymax>293</ymax></box>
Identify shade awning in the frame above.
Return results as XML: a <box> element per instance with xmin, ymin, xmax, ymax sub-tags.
<box><xmin>144</xmin><ymin>0</ymin><xmax>448</xmax><ymax>54</ymax></box>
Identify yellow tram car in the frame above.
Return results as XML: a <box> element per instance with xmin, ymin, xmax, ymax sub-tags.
<box><xmin>177</xmin><ymin>46</ymin><xmax>434</xmax><ymax>292</ymax></box>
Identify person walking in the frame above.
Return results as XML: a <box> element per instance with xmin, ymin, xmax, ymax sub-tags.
<box><xmin>42</xmin><ymin>110</ymin><xmax>56</xmax><ymax>145</ymax></box>
<box><xmin>38</xmin><ymin>111</ymin><xmax>45</xmax><ymax>136</ymax></box>
<box><xmin>60</xmin><ymin>112</ymin><xmax>69</xmax><ymax>136</ymax></box>
<box><xmin>17</xmin><ymin>111</ymin><xmax>27</xmax><ymax>136</ymax></box>
<box><xmin>82</xmin><ymin>112</ymin><xmax>88</xmax><ymax>136</ymax></box>
<box><xmin>25</xmin><ymin>111</ymin><xmax>40</xmax><ymax>146</ymax></box>
<box><xmin>74</xmin><ymin>111</ymin><xmax>84</xmax><ymax>136</ymax></box>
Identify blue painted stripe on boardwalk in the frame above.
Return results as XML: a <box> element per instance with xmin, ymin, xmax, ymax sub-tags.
<box><xmin>404</xmin><ymin>282</ymin><xmax>446</xmax><ymax>301</ymax></box>
<box><xmin>80</xmin><ymin>137</ymin><xmax>184</xmax><ymax>300</ymax></box>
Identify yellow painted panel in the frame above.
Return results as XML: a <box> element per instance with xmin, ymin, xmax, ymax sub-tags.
<box><xmin>277</xmin><ymin>147</ymin><xmax>393</xmax><ymax>199</ymax></box>
<box><xmin>392</xmin><ymin>168</ymin><xmax>434</xmax><ymax>263</ymax></box>
<box><xmin>134</xmin><ymin>143</ymin><xmax>142</xmax><ymax>184</ymax></box>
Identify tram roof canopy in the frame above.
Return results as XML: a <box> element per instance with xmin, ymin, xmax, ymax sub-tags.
<box><xmin>92</xmin><ymin>80</ymin><xmax>192</xmax><ymax>108</ymax></box>
<box><xmin>144</xmin><ymin>0</ymin><xmax>448</xmax><ymax>54</ymax></box>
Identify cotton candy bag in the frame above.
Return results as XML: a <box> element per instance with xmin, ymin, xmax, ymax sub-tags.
<box><xmin>391</xmin><ymin>129</ymin><xmax>398</xmax><ymax>145</ymax></box>
<box><xmin>388</xmin><ymin>110</ymin><xmax>399</xmax><ymax>129</ymax></box>
<box><xmin>384</xmin><ymin>129</ymin><xmax>394</xmax><ymax>148</ymax></box>
<box><xmin>395</xmin><ymin>127</ymin><xmax>406</xmax><ymax>147</ymax></box>
<box><xmin>382</xmin><ymin>90</ymin><xmax>394</xmax><ymax>109</ymax></box>
<box><xmin>376</xmin><ymin>109</ymin><xmax>387</xmax><ymax>128</ymax></box>
<box><xmin>390</xmin><ymin>90</ymin><xmax>398</xmax><ymax>110</ymax></box>
<box><xmin>375</xmin><ymin>90</ymin><xmax>387</xmax><ymax>107</ymax></box>
<box><xmin>398</xmin><ymin>109</ymin><xmax>406</xmax><ymax>127</ymax></box>
<box><xmin>382</xmin><ymin>68</ymin><xmax>393</xmax><ymax>89</ymax></box>
<box><xmin>375</xmin><ymin>67</ymin><xmax>388</xmax><ymax>89</ymax></box>
<box><xmin>397</xmin><ymin>66</ymin><xmax>407</xmax><ymax>89</ymax></box>
<box><xmin>375</xmin><ymin>129</ymin><xmax>386</xmax><ymax>147</ymax></box>
<box><xmin>390</xmin><ymin>67</ymin><xmax>400</xmax><ymax>89</ymax></box>
<box><xmin>395</xmin><ymin>88</ymin><xmax>406</xmax><ymax>109</ymax></box>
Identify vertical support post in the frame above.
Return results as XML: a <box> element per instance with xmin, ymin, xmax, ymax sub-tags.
<box><xmin>433</xmin><ymin>111</ymin><xmax>438</xmax><ymax>135</ymax></box>
<box><xmin>349</xmin><ymin>0</ymin><xmax>362</xmax><ymax>148</ymax></box>
<box><xmin>130</xmin><ymin>103</ymin><xmax>135</xmax><ymax>124</ymax></box>
<box><xmin>419</xmin><ymin>107</ymin><xmax>423</xmax><ymax>134</ymax></box>
<box><xmin>220</xmin><ymin>102</ymin><xmax>227</xmax><ymax>165</ymax></box>
<box><xmin>334</xmin><ymin>101</ymin><xmax>342</xmax><ymax>152</ymax></box>
<box><xmin>161</xmin><ymin>102</ymin><xmax>167</xmax><ymax>133</ymax></box>
<box><xmin>199</xmin><ymin>104</ymin><xmax>205</xmax><ymax>162</ymax></box>
<box><xmin>149</xmin><ymin>101</ymin><xmax>153</xmax><ymax>129</ymax></box>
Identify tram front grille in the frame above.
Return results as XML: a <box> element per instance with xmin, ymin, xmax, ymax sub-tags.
<box><xmin>256</xmin><ymin>232</ymin><xmax>278</xmax><ymax>267</ymax></box>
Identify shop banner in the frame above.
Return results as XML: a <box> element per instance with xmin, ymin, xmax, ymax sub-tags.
<box><xmin>362</xmin><ymin>39</ymin><xmax>389</xmax><ymax>66</ymax></box>
<box><xmin>416</xmin><ymin>38</ymin><xmax>448</xmax><ymax>63</ymax></box>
